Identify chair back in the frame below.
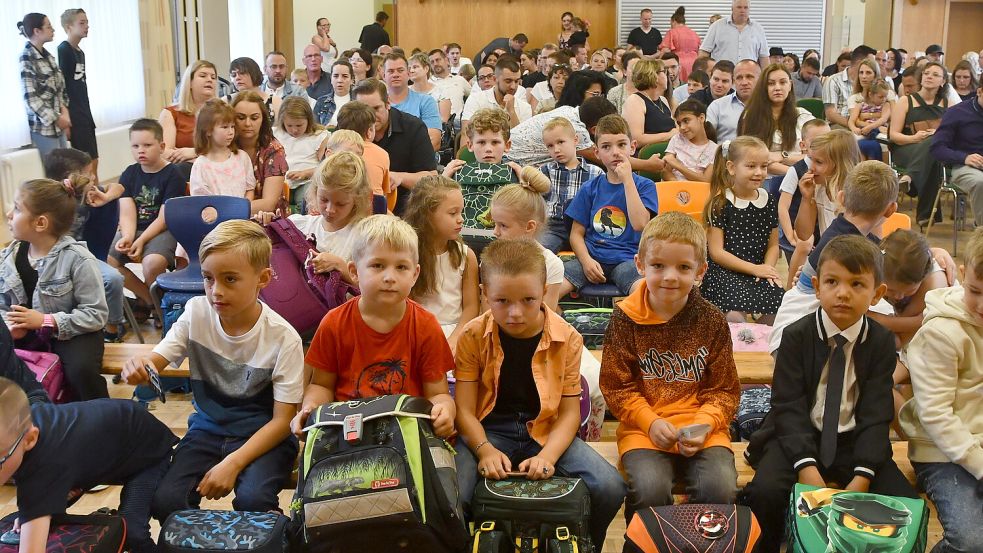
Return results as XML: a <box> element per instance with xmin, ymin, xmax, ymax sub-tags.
<box><xmin>797</xmin><ymin>98</ymin><xmax>825</xmax><ymax>120</ymax></box>
<box><xmin>163</xmin><ymin>196</ymin><xmax>251</xmax><ymax>265</ymax></box>
<box><xmin>637</xmin><ymin>142</ymin><xmax>669</xmax><ymax>182</ymax></box>
<box><xmin>656</xmin><ymin>181</ymin><xmax>711</xmax><ymax>221</ymax></box>
<box><xmin>881</xmin><ymin>212</ymin><xmax>911</xmax><ymax>237</ymax></box>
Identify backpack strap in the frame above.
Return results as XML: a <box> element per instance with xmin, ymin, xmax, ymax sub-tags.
<box><xmin>266</xmin><ymin>218</ymin><xmax>317</xmax><ymax>264</ymax></box>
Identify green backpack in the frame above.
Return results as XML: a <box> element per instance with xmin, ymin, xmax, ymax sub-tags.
<box><xmin>456</xmin><ymin>163</ymin><xmax>517</xmax><ymax>229</ymax></box>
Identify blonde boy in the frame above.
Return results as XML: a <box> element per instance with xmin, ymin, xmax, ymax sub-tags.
<box><xmin>600</xmin><ymin>212</ymin><xmax>740</xmax><ymax>518</ymax></box>
<box><xmin>122</xmin><ymin>221</ymin><xmax>304</xmax><ymax>518</ymax></box>
<box><xmin>290</xmin><ymin>68</ymin><xmax>310</xmax><ymax>90</ymax></box>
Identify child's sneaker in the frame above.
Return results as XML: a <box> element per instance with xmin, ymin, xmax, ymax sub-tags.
<box><xmin>103</xmin><ymin>324</ymin><xmax>126</xmax><ymax>343</ymax></box>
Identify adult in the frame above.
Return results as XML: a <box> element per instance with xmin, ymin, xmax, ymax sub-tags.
<box><xmin>952</xmin><ymin>60</ymin><xmax>979</xmax><ymax>102</ymax></box>
<box><xmin>353</xmin><ymin>79</ymin><xmax>437</xmax><ymax>216</ymax></box>
<box><xmin>791</xmin><ymin>57</ymin><xmax>822</xmax><ymax>100</ymax></box>
<box><xmin>822</xmin><ymin>51</ymin><xmax>852</xmax><ymax>78</ymax></box>
<box><xmin>607</xmin><ymin>52</ymin><xmax>641</xmax><ymax>114</ymax></box>
<box><xmin>508</xmin><ymin>96</ymin><xmax>614</xmax><ymax>166</ymax></box>
<box><xmin>699</xmin><ymin>0</ymin><xmax>769</xmax><ymax>66</ymax></box>
<box><xmin>707</xmin><ymin>59</ymin><xmax>761</xmax><ymax>142</ymax></box>
<box><xmin>232</xmin><ymin>91</ymin><xmax>287</xmax><ymax>215</ymax></box>
<box><xmin>313</xmin><ymin>59</ymin><xmax>354</xmax><ymax>127</ymax></box>
<box><xmin>159</xmin><ymin>60</ymin><xmax>216</xmax><ymax>166</ymax></box>
<box><xmin>302</xmin><ymin>45</ymin><xmax>332</xmax><ymax>100</ymax></box>
<box><xmin>567</xmin><ymin>17</ymin><xmax>590</xmax><ymax>51</ymax></box>
<box><xmin>848</xmin><ymin>58</ymin><xmax>899</xmax><ymax>159</ymax></box>
<box><xmin>348</xmin><ymin>48</ymin><xmax>374</xmax><ymax>82</ymax></box>
<box><xmin>659</xmin><ymin>7</ymin><xmax>701</xmax><ymax>80</ymax></box>
<box><xmin>474</xmin><ymin>34</ymin><xmax>528</xmax><ymax>67</ymax></box>
<box><xmin>931</xmin><ymin>81</ymin><xmax>983</xmax><ymax>228</ymax></box>
<box><xmin>557</xmin><ymin>12</ymin><xmax>576</xmax><ymax>51</ymax></box>
<box><xmin>428</xmin><ymin>49</ymin><xmax>470</xmax><ymax>119</ymax></box>
<box><xmin>589</xmin><ymin>50</ymin><xmax>618</xmax><ymax>90</ymax></box>
<box><xmin>530</xmin><ymin>62</ymin><xmax>571</xmax><ymax>114</ymax></box>
<box><xmin>889</xmin><ymin>61</ymin><xmax>950</xmax><ymax>224</ymax></box>
<box><xmin>884</xmin><ymin>48</ymin><xmax>904</xmax><ymax>93</ymax></box>
<box><xmin>358</xmin><ymin>11</ymin><xmax>391</xmax><ymax>56</ymax></box>
<box><xmin>446</xmin><ymin>43</ymin><xmax>473</xmax><ymax>76</ymax></box>
<box><xmin>737</xmin><ymin>64</ymin><xmax>813</xmax><ymax>175</ymax></box>
<box><xmin>623</xmin><ymin>59</ymin><xmax>678</xmax><ymax>147</ymax></box>
<box><xmin>461</xmin><ymin>58</ymin><xmax>532</xmax><ymax>132</ymax></box>
<box><xmin>662</xmin><ymin>53</ymin><xmax>682</xmax><ymax>95</ymax></box>
<box><xmin>260</xmin><ymin>51</ymin><xmax>310</xmax><ymax>105</ymax></box>
<box><xmin>802</xmin><ymin>49</ymin><xmax>820</xmax><ymax>63</ymax></box>
<box><xmin>520</xmin><ymin>50</ymin><xmax>543</xmax><ymax>88</ymax></box>
<box><xmin>18</xmin><ymin>13</ymin><xmax>69</xmax><ymax>160</ymax></box>
<box><xmin>783</xmin><ymin>53</ymin><xmax>799</xmax><ymax>73</ymax></box>
<box><xmin>822</xmin><ymin>46</ymin><xmax>869</xmax><ymax>129</ymax></box>
<box><xmin>311</xmin><ymin>18</ymin><xmax>338</xmax><ymax>71</ymax></box>
<box><xmin>475</xmin><ymin>65</ymin><xmax>496</xmax><ymax>92</ymax></box>
<box><xmin>228</xmin><ymin>57</ymin><xmax>275</xmax><ymax>118</ymax></box>
<box><xmin>408</xmin><ymin>53</ymin><xmax>451</xmax><ymax>123</ymax></box>
<box><xmin>57</xmin><ymin>9</ymin><xmax>97</xmax><ymax>179</ymax></box>
<box><xmin>382</xmin><ymin>53</ymin><xmax>441</xmax><ymax>150</ymax></box>
<box><xmin>626</xmin><ymin>8</ymin><xmax>662</xmax><ymax>57</ymax></box>
<box><xmin>925</xmin><ymin>44</ymin><xmax>944</xmax><ymax>64</ymax></box>
<box><xmin>691</xmin><ymin>59</ymin><xmax>734</xmax><ymax>108</ymax></box>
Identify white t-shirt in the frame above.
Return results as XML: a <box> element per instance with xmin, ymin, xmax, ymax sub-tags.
<box><xmin>432</xmin><ymin>75</ymin><xmax>470</xmax><ymax>116</ymax></box>
<box><xmin>541</xmin><ymin>245</ymin><xmax>564</xmax><ymax>286</ymax></box>
<box><xmin>450</xmin><ymin>58</ymin><xmax>473</xmax><ymax>75</ymax></box>
<box><xmin>530</xmin><ymin>80</ymin><xmax>554</xmax><ymax>103</ymax></box>
<box><xmin>273</xmin><ymin>128</ymin><xmax>327</xmax><ymax>181</ymax></box>
<box><xmin>470</xmin><ymin>82</ymin><xmax>528</xmax><ymax>101</ymax></box>
<box><xmin>288</xmin><ymin>214</ymin><xmax>357</xmax><ymax>262</ymax></box>
<box><xmin>779</xmin><ymin>157</ymin><xmax>812</xmax><ymax>195</ymax></box>
<box><xmin>418</xmin><ymin>244</ymin><xmax>470</xmax><ymax>336</ymax></box>
<box><xmin>461</xmin><ymin>88</ymin><xmax>532</xmax><ymax>123</ymax></box>
<box><xmin>329</xmin><ymin>94</ymin><xmax>351</xmax><ymax>127</ymax></box>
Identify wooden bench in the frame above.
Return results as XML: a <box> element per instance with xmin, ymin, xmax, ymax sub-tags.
<box><xmin>101</xmin><ymin>343</ymin><xmax>191</xmax><ymax>378</ymax></box>
<box><xmin>589</xmin><ymin>350</ymin><xmax>774</xmax><ymax>385</ymax></box>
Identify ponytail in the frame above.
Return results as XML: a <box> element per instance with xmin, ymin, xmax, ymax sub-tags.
<box><xmin>702</xmin><ymin>136</ymin><xmax>769</xmax><ymax>224</ymax></box>
<box><xmin>19</xmin><ymin>177</ymin><xmax>82</xmax><ymax>238</ymax></box>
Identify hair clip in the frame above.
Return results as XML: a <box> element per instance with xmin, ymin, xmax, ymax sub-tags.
<box><xmin>62</xmin><ymin>178</ymin><xmax>74</xmax><ymax>194</ymax></box>
<box><xmin>721</xmin><ymin>140</ymin><xmax>731</xmax><ymax>159</ymax></box>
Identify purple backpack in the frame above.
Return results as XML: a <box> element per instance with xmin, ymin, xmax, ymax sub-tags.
<box><xmin>260</xmin><ymin>217</ymin><xmax>360</xmax><ymax>337</ymax></box>
<box><xmin>15</xmin><ymin>348</ymin><xmax>66</xmax><ymax>403</ymax></box>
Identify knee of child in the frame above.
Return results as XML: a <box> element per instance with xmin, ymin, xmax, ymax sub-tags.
<box><xmin>150</xmin><ymin>488</ymin><xmax>186</xmax><ymax>521</ymax></box>
<box><xmin>230</xmin><ymin>485</ymin><xmax>276</xmax><ymax>512</ymax></box>
<box><xmin>141</xmin><ymin>254</ymin><xmax>168</xmax><ymax>275</ymax></box>
<box><xmin>626</xmin><ymin>469</ymin><xmax>673</xmax><ymax>507</ymax></box>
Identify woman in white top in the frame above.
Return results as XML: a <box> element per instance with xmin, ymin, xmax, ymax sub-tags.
<box><xmin>311</xmin><ymin>18</ymin><xmax>338</xmax><ymax>71</ymax></box>
<box><xmin>737</xmin><ymin>64</ymin><xmax>814</xmax><ymax>176</ymax></box>
<box><xmin>409</xmin><ymin>53</ymin><xmax>451</xmax><ymax>123</ymax></box>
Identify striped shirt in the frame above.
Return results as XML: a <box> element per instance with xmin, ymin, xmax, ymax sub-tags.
<box><xmin>540</xmin><ymin>157</ymin><xmax>604</xmax><ymax>221</ymax></box>
<box><xmin>20</xmin><ymin>41</ymin><xmax>68</xmax><ymax>137</ymax></box>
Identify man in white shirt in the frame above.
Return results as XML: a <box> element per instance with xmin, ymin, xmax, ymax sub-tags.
<box><xmin>446</xmin><ymin>43</ymin><xmax>473</xmax><ymax>75</ymax></box>
<box><xmin>462</xmin><ymin>58</ymin><xmax>532</xmax><ymax>135</ymax></box>
<box><xmin>699</xmin><ymin>0</ymin><xmax>769</xmax><ymax>66</ymax></box>
<box><xmin>707</xmin><ymin>59</ymin><xmax>760</xmax><ymax>142</ymax></box>
<box><xmin>428</xmin><ymin>48</ymin><xmax>470</xmax><ymax>119</ymax></box>
<box><xmin>823</xmin><ymin>48</ymin><xmax>866</xmax><ymax>129</ymax></box>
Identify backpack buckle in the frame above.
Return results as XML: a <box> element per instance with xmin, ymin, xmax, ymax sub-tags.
<box><xmin>478</xmin><ymin>521</ymin><xmax>496</xmax><ymax>532</ymax></box>
<box><xmin>343</xmin><ymin>414</ymin><xmax>363</xmax><ymax>443</ymax></box>
<box><xmin>555</xmin><ymin>527</ymin><xmax>570</xmax><ymax>541</ymax></box>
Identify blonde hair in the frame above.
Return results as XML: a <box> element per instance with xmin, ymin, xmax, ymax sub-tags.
<box><xmin>703</xmin><ymin>136</ymin><xmax>769</xmax><ymax>223</ymax></box>
<box><xmin>809</xmin><ymin>129</ymin><xmax>860</xmax><ymax>205</ymax></box>
<box><xmin>965</xmin><ymin>227</ymin><xmax>983</xmax><ymax>278</ymax></box>
<box><xmin>542</xmin><ymin>116</ymin><xmax>576</xmax><ymax>136</ymax></box>
<box><xmin>467</xmin><ymin>108</ymin><xmax>512</xmax><ymax>141</ymax></box>
<box><xmin>311</xmin><ymin>151</ymin><xmax>372</xmax><ymax>226</ymax></box>
<box><xmin>0</xmin><ymin>378</ymin><xmax>31</xmax><ymax>439</ymax></box>
<box><xmin>867</xmin><ymin>78</ymin><xmax>892</xmax><ymax>99</ymax></box>
<box><xmin>324</xmin><ymin>130</ymin><xmax>365</xmax><ymax>155</ymax></box>
<box><xmin>290</xmin><ymin>68</ymin><xmax>307</xmax><ymax>80</ymax></box>
<box><xmin>277</xmin><ymin>96</ymin><xmax>322</xmax><ymax>136</ymax></box>
<box><xmin>20</xmin><ymin>177</ymin><xmax>86</xmax><ymax>238</ymax></box>
<box><xmin>194</xmin><ymin>98</ymin><xmax>237</xmax><ymax>155</ymax></box>
<box><xmin>480</xmin><ymin>238</ymin><xmax>547</xmax><ymax>285</ymax></box>
<box><xmin>351</xmin><ymin>214</ymin><xmax>419</xmax><ymax>263</ymax></box>
<box><xmin>404</xmin><ymin>176</ymin><xmax>465</xmax><ymax>299</ymax></box>
<box><xmin>490</xmin><ymin>168</ymin><xmax>551</xmax><ymax>229</ymax></box>
<box><xmin>632</xmin><ymin>59</ymin><xmax>665</xmax><ymax>91</ymax></box>
<box><xmin>842</xmin><ymin>160</ymin><xmax>899</xmax><ymax>216</ymax></box>
<box><xmin>199</xmin><ymin>220</ymin><xmax>272</xmax><ymax>272</ymax></box>
<box><xmin>853</xmin><ymin>59</ymin><xmax>882</xmax><ymax>94</ymax></box>
<box><xmin>176</xmin><ymin>60</ymin><xmax>218</xmax><ymax>114</ymax></box>
<box><xmin>60</xmin><ymin>8</ymin><xmax>85</xmax><ymax>30</ymax></box>
<box><xmin>638</xmin><ymin>211</ymin><xmax>708</xmax><ymax>265</ymax></box>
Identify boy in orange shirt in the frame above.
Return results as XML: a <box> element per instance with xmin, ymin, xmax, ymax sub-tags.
<box><xmin>291</xmin><ymin>214</ymin><xmax>455</xmax><ymax>436</ymax></box>
<box><xmin>600</xmin><ymin>212</ymin><xmax>740</xmax><ymax>519</ymax></box>
<box><xmin>454</xmin><ymin>238</ymin><xmax>625</xmax><ymax>547</ymax></box>
<box><xmin>335</xmin><ymin>101</ymin><xmax>392</xmax><ymax>213</ymax></box>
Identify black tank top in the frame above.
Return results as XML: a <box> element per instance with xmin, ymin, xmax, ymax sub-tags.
<box><xmin>635</xmin><ymin>92</ymin><xmax>675</xmax><ymax>134</ymax></box>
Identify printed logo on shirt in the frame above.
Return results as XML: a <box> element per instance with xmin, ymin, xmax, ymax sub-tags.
<box><xmin>592</xmin><ymin>205</ymin><xmax>626</xmax><ymax>238</ymax></box>
<box><xmin>74</xmin><ymin>62</ymin><xmax>85</xmax><ymax>81</ymax></box>
<box><xmin>638</xmin><ymin>346</ymin><xmax>709</xmax><ymax>383</ymax></box>
<box><xmin>354</xmin><ymin>358</ymin><xmax>408</xmax><ymax>398</ymax></box>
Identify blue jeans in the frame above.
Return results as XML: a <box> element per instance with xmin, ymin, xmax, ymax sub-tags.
<box><xmin>454</xmin><ymin>412</ymin><xmax>626</xmax><ymax>547</ymax></box>
<box><xmin>97</xmin><ymin>260</ymin><xmax>125</xmax><ymax>325</ymax></box>
<box><xmin>563</xmin><ymin>257</ymin><xmax>641</xmax><ymax>296</ymax></box>
<box><xmin>540</xmin><ymin>219</ymin><xmax>572</xmax><ymax>253</ymax></box>
<box><xmin>913</xmin><ymin>462</ymin><xmax>983</xmax><ymax>553</ymax></box>
<box><xmin>151</xmin><ymin>428</ymin><xmax>298</xmax><ymax>520</ymax></box>
<box><xmin>622</xmin><ymin>447</ymin><xmax>737</xmax><ymax>521</ymax></box>
<box><xmin>858</xmin><ymin>132</ymin><xmax>883</xmax><ymax>160</ymax></box>
<box><xmin>30</xmin><ymin>131</ymin><xmax>67</xmax><ymax>161</ymax></box>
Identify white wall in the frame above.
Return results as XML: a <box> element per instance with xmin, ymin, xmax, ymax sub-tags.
<box><xmin>292</xmin><ymin>0</ymin><xmax>374</xmax><ymax>65</ymax></box>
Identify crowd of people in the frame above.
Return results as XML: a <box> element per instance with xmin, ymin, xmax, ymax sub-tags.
<box><xmin>4</xmin><ymin>2</ymin><xmax>983</xmax><ymax>552</ymax></box>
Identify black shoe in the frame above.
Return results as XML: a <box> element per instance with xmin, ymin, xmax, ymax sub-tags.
<box><xmin>103</xmin><ymin>324</ymin><xmax>126</xmax><ymax>343</ymax></box>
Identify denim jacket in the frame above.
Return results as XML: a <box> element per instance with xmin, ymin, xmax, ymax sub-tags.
<box><xmin>0</xmin><ymin>236</ymin><xmax>108</xmax><ymax>340</ymax></box>
<box><xmin>314</xmin><ymin>92</ymin><xmax>353</xmax><ymax>127</ymax></box>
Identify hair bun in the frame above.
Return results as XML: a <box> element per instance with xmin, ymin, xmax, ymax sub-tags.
<box><xmin>519</xmin><ymin>166</ymin><xmax>551</xmax><ymax>194</ymax></box>
<box><xmin>675</xmin><ymin>6</ymin><xmax>685</xmax><ymax>15</ymax></box>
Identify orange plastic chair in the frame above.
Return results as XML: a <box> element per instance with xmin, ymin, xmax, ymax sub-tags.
<box><xmin>881</xmin><ymin>212</ymin><xmax>911</xmax><ymax>237</ymax></box>
<box><xmin>655</xmin><ymin>181</ymin><xmax>711</xmax><ymax>221</ymax></box>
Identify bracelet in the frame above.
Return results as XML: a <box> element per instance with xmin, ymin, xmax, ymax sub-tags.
<box><xmin>474</xmin><ymin>441</ymin><xmax>490</xmax><ymax>454</ymax></box>
<box><xmin>42</xmin><ymin>314</ymin><xmax>54</xmax><ymax>328</ymax></box>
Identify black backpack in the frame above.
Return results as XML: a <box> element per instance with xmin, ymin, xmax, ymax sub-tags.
<box><xmin>290</xmin><ymin>394</ymin><xmax>468</xmax><ymax>553</ymax></box>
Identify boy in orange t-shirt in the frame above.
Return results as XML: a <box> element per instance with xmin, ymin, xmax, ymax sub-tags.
<box><xmin>291</xmin><ymin>215</ymin><xmax>455</xmax><ymax>437</ymax></box>
<box><xmin>599</xmin><ymin>212</ymin><xmax>740</xmax><ymax>519</ymax></box>
<box><xmin>335</xmin><ymin>101</ymin><xmax>393</xmax><ymax>212</ymax></box>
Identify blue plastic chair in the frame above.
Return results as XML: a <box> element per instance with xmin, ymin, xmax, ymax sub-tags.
<box><xmin>576</xmin><ymin>283</ymin><xmax>622</xmax><ymax>308</ymax></box>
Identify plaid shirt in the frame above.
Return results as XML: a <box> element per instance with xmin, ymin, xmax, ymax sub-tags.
<box><xmin>540</xmin><ymin>157</ymin><xmax>604</xmax><ymax>221</ymax></box>
<box><xmin>20</xmin><ymin>42</ymin><xmax>68</xmax><ymax>137</ymax></box>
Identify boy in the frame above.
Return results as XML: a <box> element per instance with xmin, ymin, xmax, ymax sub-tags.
<box><xmin>538</xmin><ymin>117</ymin><xmax>604</xmax><ymax>253</ymax></box>
<box><xmin>107</xmin><ymin>119</ymin><xmax>185</xmax><ymax>313</ymax></box>
<box><xmin>0</xmin><ymin>378</ymin><xmax>177</xmax><ymax>553</ymax></box>
<box><xmin>776</xmin><ymin>119</ymin><xmax>831</xmax><ymax>280</ymax></box>
<box><xmin>442</xmin><ymin>108</ymin><xmax>521</xmax><ymax>181</ymax></box>
<box><xmin>560</xmin><ymin>114</ymin><xmax>659</xmax><ymax>297</ymax></box>
<box><xmin>121</xmin><ymin>221</ymin><xmax>303</xmax><ymax>517</ymax></box>
<box><xmin>335</xmin><ymin>102</ymin><xmax>392</xmax><ymax>211</ymax></box>
<box><xmin>600</xmin><ymin>212</ymin><xmax>740</xmax><ymax>519</ymax></box>
<box><xmin>291</xmin><ymin>68</ymin><xmax>310</xmax><ymax>91</ymax></box>
<box><xmin>744</xmin><ymin>235</ymin><xmax>920</xmax><ymax>552</ymax></box>
<box><xmin>293</xmin><ymin>215</ymin><xmax>456</xmax><ymax>437</ymax></box>
<box><xmin>454</xmin><ymin>238</ymin><xmax>626</xmax><ymax>547</ymax></box>
<box><xmin>899</xmin><ymin>228</ymin><xmax>983</xmax><ymax>553</ymax></box>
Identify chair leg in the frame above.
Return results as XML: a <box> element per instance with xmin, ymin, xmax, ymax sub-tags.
<box><xmin>925</xmin><ymin>186</ymin><xmax>945</xmax><ymax>238</ymax></box>
<box><xmin>121</xmin><ymin>299</ymin><xmax>145</xmax><ymax>344</ymax></box>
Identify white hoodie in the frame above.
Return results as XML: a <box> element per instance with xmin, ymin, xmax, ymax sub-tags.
<box><xmin>899</xmin><ymin>285</ymin><xmax>983</xmax><ymax>479</ymax></box>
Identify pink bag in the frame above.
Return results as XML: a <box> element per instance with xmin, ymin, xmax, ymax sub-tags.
<box><xmin>729</xmin><ymin>322</ymin><xmax>773</xmax><ymax>352</ymax></box>
<box><xmin>15</xmin><ymin>348</ymin><xmax>66</xmax><ymax>403</ymax></box>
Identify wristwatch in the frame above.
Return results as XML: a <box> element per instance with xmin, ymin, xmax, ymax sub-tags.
<box><xmin>781</xmin><ymin>151</ymin><xmax>790</xmax><ymax>160</ymax></box>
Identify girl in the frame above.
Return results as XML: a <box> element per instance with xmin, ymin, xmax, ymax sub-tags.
<box><xmin>409</xmin><ymin>54</ymin><xmax>451</xmax><ymax>123</ymax></box>
<box><xmin>848</xmin><ymin>77</ymin><xmax>893</xmax><ymax>161</ymax></box>
<box><xmin>793</xmin><ymin>129</ymin><xmax>860</xmax><ymax>242</ymax></box>
<box><xmin>404</xmin><ymin>176</ymin><xmax>479</xmax><ymax>351</ymax></box>
<box><xmin>314</xmin><ymin>59</ymin><xmax>353</xmax><ymax>127</ymax></box>
<box><xmin>0</xmin><ymin>177</ymin><xmax>109</xmax><ymax>400</ymax></box>
<box><xmin>190</xmin><ymin>98</ymin><xmax>256</xmax><ymax>199</ymax></box>
<box><xmin>737</xmin><ymin>64</ymin><xmax>814</xmax><ymax>176</ymax></box>
<box><xmin>274</xmin><ymin>97</ymin><xmax>329</xmax><ymax>214</ymax></box>
<box><xmin>662</xmin><ymin>99</ymin><xmax>718</xmax><ymax>182</ymax></box>
<box><xmin>952</xmin><ymin>60</ymin><xmax>979</xmax><ymax>102</ymax></box>
<box><xmin>701</xmin><ymin>137</ymin><xmax>784</xmax><ymax>324</ymax></box>
<box><xmin>302</xmin><ymin>131</ymin><xmax>366</xmax><ymax>216</ymax></box>
<box><xmin>18</xmin><ymin>13</ymin><xmax>69</xmax><ymax>161</ymax></box>
<box><xmin>487</xmin><ymin>170</ymin><xmax>562</xmax><ymax>310</ymax></box>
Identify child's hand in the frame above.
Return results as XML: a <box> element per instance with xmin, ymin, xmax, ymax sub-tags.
<box><xmin>613</xmin><ymin>159</ymin><xmax>634</xmax><ymax>184</ymax></box>
<box><xmin>648</xmin><ymin>419</ymin><xmax>678</xmax><ymax>450</ymax></box>
<box><xmin>582</xmin><ymin>258</ymin><xmax>606</xmax><ymax>284</ymax></box>
<box><xmin>86</xmin><ymin>186</ymin><xmax>112</xmax><ymax>207</ymax></box>
<box><xmin>798</xmin><ymin>172</ymin><xmax>816</xmax><ymax>199</ymax></box>
<box><xmin>197</xmin><ymin>458</ymin><xmax>241</xmax><ymax>500</ymax></box>
<box><xmin>311</xmin><ymin>252</ymin><xmax>346</xmax><ymax>274</ymax></box>
<box><xmin>518</xmin><ymin>455</ymin><xmax>556</xmax><ymax>481</ymax></box>
<box><xmin>797</xmin><ymin>466</ymin><xmax>826</xmax><ymax>488</ymax></box>
<box><xmin>6</xmin><ymin>306</ymin><xmax>44</xmax><ymax>331</ymax></box>
<box><xmin>115</xmin><ymin>236</ymin><xmax>133</xmax><ymax>253</ymax></box>
<box><xmin>121</xmin><ymin>357</ymin><xmax>154</xmax><ymax>386</ymax></box>
<box><xmin>251</xmin><ymin>211</ymin><xmax>279</xmax><ymax>226</ymax></box>
<box><xmin>441</xmin><ymin>159</ymin><xmax>466</xmax><ymax>179</ymax></box>
<box><xmin>845</xmin><ymin>475</ymin><xmax>871</xmax><ymax>493</ymax></box>
<box><xmin>429</xmin><ymin>402</ymin><xmax>454</xmax><ymax>438</ymax></box>
<box><xmin>753</xmin><ymin>264</ymin><xmax>782</xmax><ymax>286</ymax></box>
<box><xmin>506</xmin><ymin>161</ymin><xmax>523</xmax><ymax>177</ymax></box>
<box><xmin>929</xmin><ymin>247</ymin><xmax>957</xmax><ymax>286</ymax></box>
<box><xmin>127</xmin><ymin>241</ymin><xmax>144</xmax><ymax>261</ymax></box>
<box><xmin>677</xmin><ymin>433</ymin><xmax>708</xmax><ymax>457</ymax></box>
<box><xmin>477</xmin><ymin>445</ymin><xmax>512</xmax><ymax>480</ymax></box>
<box><xmin>291</xmin><ymin>405</ymin><xmax>314</xmax><ymax>438</ymax></box>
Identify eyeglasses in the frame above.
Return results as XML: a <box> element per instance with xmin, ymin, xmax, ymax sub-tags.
<box><xmin>478</xmin><ymin>74</ymin><xmax>495</xmax><ymax>80</ymax></box>
<box><xmin>0</xmin><ymin>429</ymin><xmax>27</xmax><ymax>470</ymax></box>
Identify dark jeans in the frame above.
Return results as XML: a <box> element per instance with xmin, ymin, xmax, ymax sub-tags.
<box><xmin>891</xmin><ymin>138</ymin><xmax>942</xmax><ymax>222</ymax></box>
<box><xmin>151</xmin><ymin>428</ymin><xmax>298</xmax><ymax>520</ymax></box>
<box><xmin>914</xmin><ymin>461</ymin><xmax>983</xmax><ymax>553</ymax></box>
<box><xmin>120</xmin><ymin>457</ymin><xmax>170</xmax><ymax>553</ymax></box>
<box><xmin>454</xmin><ymin>412</ymin><xmax>626</xmax><ymax>547</ymax></box>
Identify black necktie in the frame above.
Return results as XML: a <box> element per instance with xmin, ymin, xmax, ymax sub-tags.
<box><xmin>820</xmin><ymin>334</ymin><xmax>849</xmax><ymax>468</ymax></box>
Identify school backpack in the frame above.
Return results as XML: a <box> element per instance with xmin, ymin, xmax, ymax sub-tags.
<box><xmin>624</xmin><ymin>504</ymin><xmax>760</xmax><ymax>553</ymax></box>
<box><xmin>469</xmin><ymin>476</ymin><xmax>594</xmax><ymax>553</ymax></box>
<box><xmin>290</xmin><ymin>394</ymin><xmax>468</xmax><ymax>553</ymax></box>
<box><xmin>0</xmin><ymin>511</ymin><xmax>126</xmax><ymax>553</ymax></box>
<box><xmin>788</xmin><ymin>484</ymin><xmax>927</xmax><ymax>553</ymax></box>
<box><xmin>159</xmin><ymin>510</ymin><xmax>289</xmax><ymax>553</ymax></box>
<box><xmin>457</xmin><ymin>163</ymin><xmax>516</xmax><ymax>229</ymax></box>
<box><xmin>260</xmin><ymin>216</ymin><xmax>360</xmax><ymax>338</ymax></box>
<box><xmin>730</xmin><ymin>386</ymin><xmax>772</xmax><ymax>442</ymax></box>
<box><xmin>561</xmin><ymin>307</ymin><xmax>613</xmax><ymax>350</ymax></box>
<box><xmin>15</xmin><ymin>348</ymin><xmax>66</xmax><ymax>403</ymax></box>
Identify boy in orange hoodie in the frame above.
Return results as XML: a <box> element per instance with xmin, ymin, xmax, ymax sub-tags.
<box><xmin>600</xmin><ymin>212</ymin><xmax>741</xmax><ymax>519</ymax></box>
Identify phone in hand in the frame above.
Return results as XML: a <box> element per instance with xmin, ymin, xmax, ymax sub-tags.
<box><xmin>146</xmin><ymin>363</ymin><xmax>166</xmax><ymax>403</ymax></box>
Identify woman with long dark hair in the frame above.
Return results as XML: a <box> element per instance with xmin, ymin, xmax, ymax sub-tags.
<box><xmin>232</xmin><ymin>91</ymin><xmax>288</xmax><ymax>214</ymax></box>
<box><xmin>737</xmin><ymin>64</ymin><xmax>814</xmax><ymax>176</ymax></box>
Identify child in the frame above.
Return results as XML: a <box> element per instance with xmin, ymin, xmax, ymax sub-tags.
<box><xmin>57</xmin><ymin>9</ymin><xmax>98</xmax><ymax>183</ymax></box>
<box><xmin>687</xmin><ymin>70</ymin><xmax>709</xmax><ymax>97</ymax></box>
<box><xmin>259</xmin><ymin>151</ymin><xmax>371</xmax><ymax>285</ymax></box>
<box><xmin>700</xmin><ymin>136</ymin><xmax>784</xmax><ymax>323</ymax></box>
<box><xmin>538</xmin><ymin>116</ymin><xmax>604</xmax><ymax>253</ymax></box>
<box><xmin>302</xmin><ymin>131</ymin><xmax>365</xmax><ymax>215</ymax></box>
<box><xmin>335</xmin><ymin>101</ymin><xmax>392</xmax><ymax>211</ymax></box>
<box><xmin>899</xmin><ymin>228</ymin><xmax>983</xmax><ymax>553</ymax></box>
<box><xmin>849</xmin><ymin>78</ymin><xmax>893</xmax><ymax>161</ymax></box>
<box><xmin>443</xmin><ymin>108</ymin><xmax>521</xmax><ymax>181</ymax></box>
<box><xmin>0</xmin><ymin>178</ymin><xmax>109</xmax><ymax>400</ymax></box>
<box><xmin>290</xmin><ymin>68</ymin><xmax>310</xmax><ymax>91</ymax></box>
<box><xmin>560</xmin><ymin>114</ymin><xmax>659</xmax><ymax>298</ymax></box>
<box><xmin>293</xmin><ymin>215</ymin><xmax>456</xmax><ymax>437</ymax></box>
<box><xmin>600</xmin><ymin>212</ymin><xmax>740</xmax><ymax>519</ymax></box>
<box><xmin>792</xmin><ymin>129</ymin><xmax>861</xmax><ymax>244</ymax></box>
<box><xmin>744</xmin><ymin>235</ymin><xmax>920</xmax><ymax>553</ymax></box>
<box><xmin>661</xmin><ymin>99</ymin><xmax>718</xmax><ymax>182</ymax></box>
<box><xmin>454</xmin><ymin>238</ymin><xmax>626</xmax><ymax>548</ymax></box>
<box><xmin>121</xmin><ymin>221</ymin><xmax>303</xmax><ymax>516</ymax></box>
<box><xmin>189</xmin><ymin>98</ymin><xmax>256</xmax><ymax>199</ymax></box>
<box><xmin>405</xmin><ymin>176</ymin><xmax>480</xmax><ymax>350</ymax></box>
<box><xmin>108</xmin><ymin>119</ymin><xmax>185</xmax><ymax>316</ymax></box>
<box><xmin>273</xmin><ymin>97</ymin><xmax>329</xmax><ymax>213</ymax></box>
<box><xmin>0</xmin><ymin>379</ymin><xmax>178</xmax><ymax>553</ymax></box>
